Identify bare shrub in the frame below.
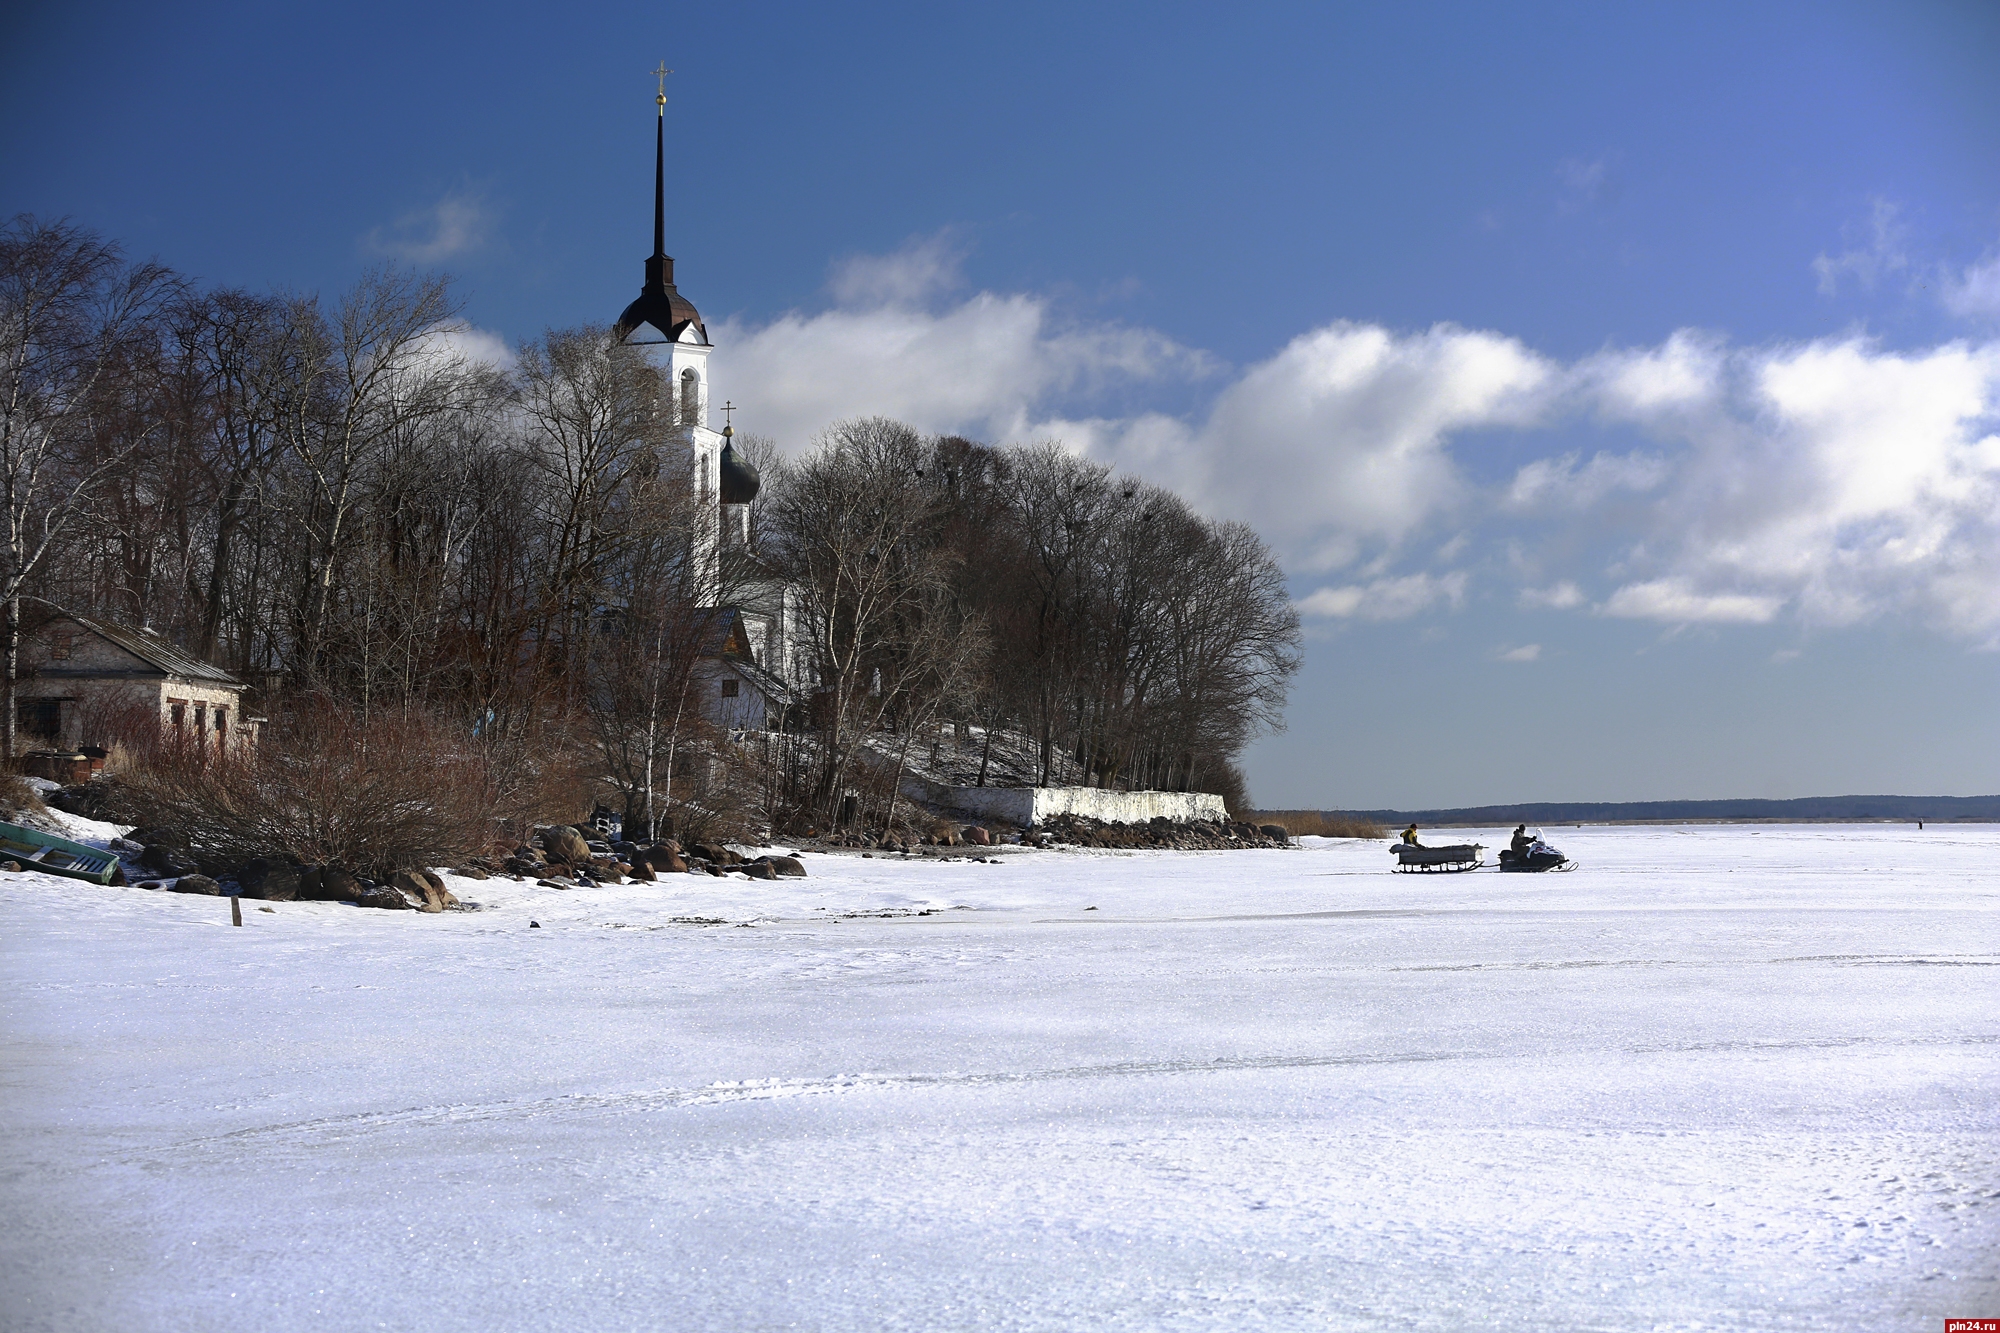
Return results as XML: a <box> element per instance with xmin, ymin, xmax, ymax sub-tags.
<box><xmin>1248</xmin><ymin>809</ymin><xmax>1387</xmax><ymax>840</ymax></box>
<box><xmin>0</xmin><ymin>773</ymin><xmax>48</xmax><ymax>821</ymax></box>
<box><xmin>112</xmin><ymin>698</ymin><xmax>554</xmax><ymax>874</ymax></box>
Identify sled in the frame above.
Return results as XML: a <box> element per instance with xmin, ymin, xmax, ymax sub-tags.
<box><xmin>1391</xmin><ymin>842</ymin><xmax>1484</xmax><ymax>873</ymax></box>
<box><xmin>0</xmin><ymin>820</ymin><xmax>120</xmax><ymax>885</ymax></box>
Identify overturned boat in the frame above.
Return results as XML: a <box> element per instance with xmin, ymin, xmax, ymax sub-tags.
<box><xmin>1498</xmin><ymin>837</ymin><xmax>1575</xmax><ymax>873</ymax></box>
<box><xmin>1390</xmin><ymin>842</ymin><xmax>1484</xmax><ymax>873</ymax></box>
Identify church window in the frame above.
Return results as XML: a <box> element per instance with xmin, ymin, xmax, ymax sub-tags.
<box><xmin>720</xmin><ymin>679</ymin><xmax>739</xmax><ymax>699</ymax></box>
<box><xmin>680</xmin><ymin>368</ymin><xmax>700</xmax><ymax>425</ymax></box>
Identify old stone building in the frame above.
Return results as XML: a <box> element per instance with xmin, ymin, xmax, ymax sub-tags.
<box><xmin>16</xmin><ymin>614</ymin><xmax>252</xmax><ymax>754</ymax></box>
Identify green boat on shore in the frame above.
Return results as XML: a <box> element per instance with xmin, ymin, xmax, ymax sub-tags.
<box><xmin>0</xmin><ymin>820</ymin><xmax>120</xmax><ymax>884</ymax></box>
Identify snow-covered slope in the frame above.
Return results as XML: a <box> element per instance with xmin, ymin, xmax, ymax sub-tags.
<box><xmin>2</xmin><ymin>824</ymin><xmax>1994</xmax><ymax>1331</ymax></box>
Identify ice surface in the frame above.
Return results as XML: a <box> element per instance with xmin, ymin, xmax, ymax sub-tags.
<box><xmin>2</xmin><ymin>824</ymin><xmax>1995</xmax><ymax>1331</ymax></box>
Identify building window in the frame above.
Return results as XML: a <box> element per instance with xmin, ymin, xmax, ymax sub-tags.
<box><xmin>17</xmin><ymin>699</ymin><xmax>61</xmax><ymax>742</ymax></box>
<box><xmin>170</xmin><ymin>701</ymin><xmax>186</xmax><ymax>730</ymax></box>
<box><xmin>720</xmin><ymin>679</ymin><xmax>739</xmax><ymax>698</ymax></box>
<box><xmin>680</xmin><ymin>367</ymin><xmax>700</xmax><ymax>425</ymax></box>
<box><xmin>215</xmin><ymin>707</ymin><xmax>228</xmax><ymax>740</ymax></box>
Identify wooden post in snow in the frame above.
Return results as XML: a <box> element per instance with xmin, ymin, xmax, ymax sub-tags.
<box><xmin>230</xmin><ymin>895</ymin><xmax>242</xmax><ymax>927</ymax></box>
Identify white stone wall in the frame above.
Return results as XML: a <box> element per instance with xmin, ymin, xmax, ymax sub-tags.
<box><xmin>900</xmin><ymin>775</ymin><xmax>1227</xmax><ymax>828</ymax></box>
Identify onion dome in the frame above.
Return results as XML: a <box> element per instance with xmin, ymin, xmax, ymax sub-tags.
<box><xmin>615</xmin><ymin>90</ymin><xmax>708</xmax><ymax>345</ymax></box>
<box><xmin>719</xmin><ymin>426</ymin><xmax>760</xmax><ymax>504</ymax></box>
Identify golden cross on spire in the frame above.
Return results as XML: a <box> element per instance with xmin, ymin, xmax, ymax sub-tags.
<box><xmin>653</xmin><ymin>61</ymin><xmax>673</xmax><ymax>111</ymax></box>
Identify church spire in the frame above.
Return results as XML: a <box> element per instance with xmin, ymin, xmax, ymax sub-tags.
<box><xmin>616</xmin><ymin>63</ymin><xmax>707</xmax><ymax>345</ymax></box>
<box><xmin>649</xmin><ymin>62</ymin><xmax>672</xmax><ymax>291</ymax></box>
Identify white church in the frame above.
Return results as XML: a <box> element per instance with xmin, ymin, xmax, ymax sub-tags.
<box><xmin>610</xmin><ymin>81</ymin><xmax>807</xmax><ymax>732</ymax></box>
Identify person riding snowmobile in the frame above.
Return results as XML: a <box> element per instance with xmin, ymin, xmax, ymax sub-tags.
<box><xmin>1511</xmin><ymin>825</ymin><xmax>1534</xmax><ymax>855</ymax></box>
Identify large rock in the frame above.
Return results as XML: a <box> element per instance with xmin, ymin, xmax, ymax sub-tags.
<box><xmin>742</xmin><ymin>860</ymin><xmax>777</xmax><ymax>880</ymax></box>
<box><xmin>390</xmin><ymin>869</ymin><xmax>448</xmax><ymax>912</ymax></box>
<box><xmin>168</xmin><ymin>874</ymin><xmax>222</xmax><ymax>895</ymax></box>
<box><xmin>315</xmin><ymin>867</ymin><xmax>364</xmax><ymax>902</ymax></box>
<box><xmin>542</xmin><ymin>826</ymin><xmax>592</xmax><ymax>867</ymax></box>
<box><xmin>635</xmin><ymin>845</ymin><xmax>680</xmax><ymax>872</ymax></box>
<box><xmin>1258</xmin><ymin>823</ymin><xmax>1290</xmax><ymax>842</ymax></box>
<box><xmin>140</xmin><ymin>844</ymin><xmax>200</xmax><ymax>876</ymax></box>
<box><xmin>691</xmin><ymin>843</ymin><xmax>744</xmax><ymax>866</ymax></box>
<box><xmin>760</xmin><ymin>855</ymin><xmax>808</xmax><ymax>878</ymax></box>
<box><xmin>627</xmin><ymin>860</ymin><xmax>656</xmax><ymax>882</ymax></box>
<box><xmin>237</xmin><ymin>858</ymin><xmax>300</xmax><ymax>902</ymax></box>
<box><xmin>354</xmin><ymin>883</ymin><xmax>413</xmax><ymax>910</ymax></box>
<box><xmin>962</xmin><ymin>826</ymin><xmax>992</xmax><ymax>847</ymax></box>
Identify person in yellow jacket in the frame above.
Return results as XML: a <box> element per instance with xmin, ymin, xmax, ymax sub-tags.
<box><xmin>1401</xmin><ymin>823</ymin><xmax>1421</xmax><ymax>846</ymax></box>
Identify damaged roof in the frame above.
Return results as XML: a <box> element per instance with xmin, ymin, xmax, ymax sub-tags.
<box><xmin>59</xmin><ymin>614</ymin><xmax>243</xmax><ymax>686</ymax></box>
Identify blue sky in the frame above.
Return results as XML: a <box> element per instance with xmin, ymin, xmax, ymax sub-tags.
<box><xmin>6</xmin><ymin>1</ymin><xmax>1997</xmax><ymax>807</ymax></box>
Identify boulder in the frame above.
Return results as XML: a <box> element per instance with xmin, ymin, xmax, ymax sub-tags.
<box><xmin>168</xmin><ymin>874</ymin><xmax>222</xmax><ymax>895</ymax></box>
<box><xmin>760</xmin><ymin>855</ymin><xmax>808</xmax><ymax>879</ymax></box>
<box><xmin>140</xmin><ymin>844</ymin><xmax>200</xmax><ymax>876</ymax></box>
<box><xmin>1258</xmin><ymin>823</ymin><xmax>1290</xmax><ymax>842</ymax></box>
<box><xmin>237</xmin><ymin>858</ymin><xmax>300</xmax><ymax>902</ymax></box>
<box><xmin>452</xmin><ymin>865</ymin><xmax>491</xmax><ymax>881</ymax></box>
<box><xmin>354</xmin><ymin>883</ymin><xmax>413</xmax><ymax>910</ymax></box>
<box><xmin>542</xmin><ymin>826</ymin><xmax>592</xmax><ymax>867</ymax></box>
<box><xmin>316</xmin><ymin>867</ymin><xmax>363</xmax><ymax>902</ymax></box>
<box><xmin>690</xmin><ymin>843</ymin><xmax>743</xmax><ymax>866</ymax></box>
<box><xmin>962</xmin><ymin>826</ymin><xmax>991</xmax><ymax>847</ymax></box>
<box><xmin>627</xmin><ymin>861</ymin><xmax>656</xmax><ymax>882</ymax></box>
<box><xmin>389</xmin><ymin>869</ymin><xmax>455</xmax><ymax>912</ymax></box>
<box><xmin>637</xmin><ymin>845</ymin><xmax>683</xmax><ymax>871</ymax></box>
<box><xmin>742</xmin><ymin>860</ymin><xmax>778</xmax><ymax>880</ymax></box>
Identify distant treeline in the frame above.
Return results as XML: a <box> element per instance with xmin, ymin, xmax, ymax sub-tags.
<box><xmin>1341</xmin><ymin>795</ymin><xmax>2000</xmax><ymax>826</ymax></box>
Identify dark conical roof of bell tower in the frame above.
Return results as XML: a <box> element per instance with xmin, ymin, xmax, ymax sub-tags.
<box><xmin>615</xmin><ymin>88</ymin><xmax>707</xmax><ymax>345</ymax></box>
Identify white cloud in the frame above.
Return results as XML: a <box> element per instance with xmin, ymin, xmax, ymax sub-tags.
<box><xmin>1507</xmin><ymin>450</ymin><xmax>1667</xmax><ymax>509</ymax></box>
<box><xmin>1079</xmin><ymin>322</ymin><xmax>1554</xmax><ymax>571</ymax></box>
<box><xmin>1520</xmin><ymin>581</ymin><xmax>1585</xmax><ymax>610</ymax></box>
<box><xmin>1813</xmin><ymin>197</ymin><xmax>1907</xmax><ymax>296</ymax></box>
<box><xmin>828</xmin><ymin>231</ymin><xmax>967</xmax><ymax>307</ymax></box>
<box><xmin>1943</xmin><ymin>250</ymin><xmax>2000</xmax><ymax>319</ymax></box>
<box><xmin>1296</xmin><ymin>571</ymin><xmax>1467</xmax><ymax>621</ymax></box>
<box><xmin>365</xmin><ymin>190</ymin><xmax>495</xmax><ymax>263</ymax></box>
<box><xmin>703</xmin><ymin>237</ymin><xmax>2000</xmax><ymax>642</ymax></box>
<box><xmin>1556</xmin><ymin>155</ymin><xmax>1619</xmax><ymax>214</ymax></box>
<box><xmin>418</xmin><ymin>320</ymin><xmax>515</xmax><ymax>372</ymax></box>
<box><xmin>1601</xmin><ymin>579</ymin><xmax>1782</xmax><ymax>624</ymax></box>
<box><xmin>1497</xmin><ymin>643</ymin><xmax>1541</xmax><ymax>662</ymax></box>
<box><xmin>714</xmin><ymin>295</ymin><xmax>1209</xmax><ymax>451</ymax></box>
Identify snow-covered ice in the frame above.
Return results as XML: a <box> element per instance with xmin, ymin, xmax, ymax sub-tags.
<box><xmin>2</xmin><ymin>823</ymin><xmax>1995</xmax><ymax>1331</ymax></box>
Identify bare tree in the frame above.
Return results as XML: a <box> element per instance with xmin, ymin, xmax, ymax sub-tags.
<box><xmin>0</xmin><ymin>216</ymin><xmax>177</xmax><ymax>757</ymax></box>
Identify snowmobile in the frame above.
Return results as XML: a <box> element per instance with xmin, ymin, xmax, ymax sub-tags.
<box><xmin>1390</xmin><ymin>842</ymin><xmax>1484</xmax><ymax>873</ymax></box>
<box><xmin>1497</xmin><ymin>834</ymin><xmax>1575</xmax><ymax>872</ymax></box>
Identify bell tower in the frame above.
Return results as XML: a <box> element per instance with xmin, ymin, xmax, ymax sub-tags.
<box><xmin>615</xmin><ymin>63</ymin><xmax>723</xmax><ymax>603</ymax></box>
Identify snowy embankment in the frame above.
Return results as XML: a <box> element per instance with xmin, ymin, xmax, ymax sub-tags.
<box><xmin>2</xmin><ymin>824</ymin><xmax>1995</xmax><ymax>1331</ymax></box>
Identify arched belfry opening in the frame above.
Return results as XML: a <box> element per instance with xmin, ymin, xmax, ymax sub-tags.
<box><xmin>680</xmin><ymin>367</ymin><xmax>701</xmax><ymax>425</ymax></box>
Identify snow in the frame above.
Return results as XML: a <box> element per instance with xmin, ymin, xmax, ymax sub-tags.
<box><xmin>2</xmin><ymin>823</ymin><xmax>1995</xmax><ymax>1331</ymax></box>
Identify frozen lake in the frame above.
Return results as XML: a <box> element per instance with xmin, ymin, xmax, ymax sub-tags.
<box><xmin>3</xmin><ymin>823</ymin><xmax>1995</xmax><ymax>1331</ymax></box>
